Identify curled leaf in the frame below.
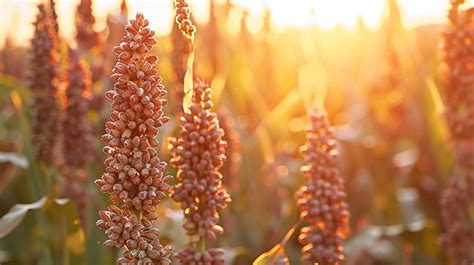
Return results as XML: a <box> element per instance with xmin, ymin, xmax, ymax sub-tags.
<box><xmin>252</xmin><ymin>222</ymin><xmax>297</xmax><ymax>265</ymax></box>
<box><xmin>0</xmin><ymin>196</ymin><xmax>69</xmax><ymax>238</ymax></box>
<box><xmin>0</xmin><ymin>152</ymin><xmax>28</xmax><ymax>169</ymax></box>
<box><xmin>252</xmin><ymin>244</ymin><xmax>289</xmax><ymax>265</ymax></box>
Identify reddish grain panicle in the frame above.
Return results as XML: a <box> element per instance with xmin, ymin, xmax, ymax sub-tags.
<box><xmin>296</xmin><ymin>108</ymin><xmax>350</xmax><ymax>265</ymax></box>
<box><xmin>29</xmin><ymin>3</ymin><xmax>61</xmax><ymax>165</ymax></box>
<box><xmin>75</xmin><ymin>0</ymin><xmax>101</xmax><ymax>51</ymax></box>
<box><xmin>174</xmin><ymin>0</ymin><xmax>196</xmax><ymax>40</ymax></box>
<box><xmin>169</xmin><ymin>80</ymin><xmax>231</xmax><ymax>263</ymax></box>
<box><xmin>95</xmin><ymin>13</ymin><xmax>173</xmax><ymax>264</ymax></box>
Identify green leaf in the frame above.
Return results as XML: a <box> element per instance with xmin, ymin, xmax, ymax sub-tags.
<box><xmin>0</xmin><ymin>196</ymin><xmax>68</xmax><ymax>238</ymax></box>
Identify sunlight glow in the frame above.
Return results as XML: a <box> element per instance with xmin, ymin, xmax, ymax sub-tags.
<box><xmin>1</xmin><ymin>0</ymin><xmax>474</xmax><ymax>47</ymax></box>
<box><xmin>233</xmin><ymin>0</ymin><xmax>474</xmax><ymax>30</ymax></box>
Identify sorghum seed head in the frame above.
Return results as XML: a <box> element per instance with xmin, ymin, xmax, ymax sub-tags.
<box><xmin>439</xmin><ymin>171</ymin><xmax>474</xmax><ymax>264</ymax></box>
<box><xmin>48</xmin><ymin>0</ymin><xmax>59</xmax><ymax>35</ymax></box>
<box><xmin>75</xmin><ymin>0</ymin><xmax>101</xmax><ymax>50</ymax></box>
<box><xmin>175</xmin><ymin>247</ymin><xmax>225</xmax><ymax>265</ymax></box>
<box><xmin>174</xmin><ymin>0</ymin><xmax>196</xmax><ymax>40</ymax></box>
<box><xmin>170</xmin><ymin>80</ymin><xmax>231</xmax><ymax>261</ymax></box>
<box><xmin>63</xmin><ymin>47</ymin><xmax>93</xmax><ymax>168</ymax></box>
<box><xmin>29</xmin><ymin>3</ymin><xmax>61</xmax><ymax>165</ymax></box>
<box><xmin>442</xmin><ymin>1</ymin><xmax>474</xmax><ymax>138</ymax></box>
<box><xmin>96</xmin><ymin>13</ymin><xmax>172</xmax><ymax>263</ymax></box>
<box><xmin>296</xmin><ymin>108</ymin><xmax>350</xmax><ymax>265</ymax></box>
<box><xmin>439</xmin><ymin>2</ymin><xmax>474</xmax><ymax>263</ymax></box>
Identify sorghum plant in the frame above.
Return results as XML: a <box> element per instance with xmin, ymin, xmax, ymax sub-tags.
<box><xmin>75</xmin><ymin>0</ymin><xmax>101</xmax><ymax>51</ymax></box>
<box><xmin>170</xmin><ymin>80</ymin><xmax>231</xmax><ymax>264</ymax></box>
<box><xmin>49</xmin><ymin>0</ymin><xmax>59</xmax><ymax>35</ymax></box>
<box><xmin>174</xmin><ymin>0</ymin><xmax>196</xmax><ymax>40</ymax></box>
<box><xmin>439</xmin><ymin>171</ymin><xmax>474</xmax><ymax>265</ymax></box>
<box><xmin>296</xmin><ymin>108</ymin><xmax>350</xmax><ymax>265</ymax></box>
<box><xmin>368</xmin><ymin>0</ymin><xmax>405</xmax><ymax>139</ymax></box>
<box><xmin>75</xmin><ymin>0</ymin><xmax>104</xmax><ymax>82</ymax></box>
<box><xmin>95</xmin><ymin>13</ymin><xmax>173</xmax><ymax>264</ymax></box>
<box><xmin>63</xmin><ymin>48</ymin><xmax>93</xmax><ymax>169</ymax></box>
<box><xmin>442</xmin><ymin>0</ymin><xmax>474</xmax><ymax>138</ymax></box>
<box><xmin>439</xmin><ymin>1</ymin><xmax>474</xmax><ymax>263</ymax></box>
<box><xmin>104</xmin><ymin>0</ymin><xmax>129</xmax><ymax>76</ymax></box>
<box><xmin>1</xmin><ymin>35</ymin><xmax>27</xmax><ymax>80</ymax></box>
<box><xmin>62</xmin><ymin>48</ymin><xmax>94</xmax><ymax>224</ymax></box>
<box><xmin>368</xmin><ymin>45</ymin><xmax>405</xmax><ymax>138</ymax></box>
<box><xmin>29</xmin><ymin>3</ymin><xmax>61</xmax><ymax>165</ymax></box>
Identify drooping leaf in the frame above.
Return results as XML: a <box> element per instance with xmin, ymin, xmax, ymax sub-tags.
<box><xmin>0</xmin><ymin>196</ymin><xmax>69</xmax><ymax>238</ymax></box>
<box><xmin>0</xmin><ymin>152</ymin><xmax>28</xmax><ymax>169</ymax></box>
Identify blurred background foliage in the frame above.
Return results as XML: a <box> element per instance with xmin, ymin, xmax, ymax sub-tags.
<box><xmin>0</xmin><ymin>0</ymin><xmax>467</xmax><ymax>264</ymax></box>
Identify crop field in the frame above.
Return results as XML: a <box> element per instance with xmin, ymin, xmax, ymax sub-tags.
<box><xmin>0</xmin><ymin>0</ymin><xmax>472</xmax><ymax>264</ymax></box>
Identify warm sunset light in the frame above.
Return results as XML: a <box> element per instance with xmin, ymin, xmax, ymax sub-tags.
<box><xmin>1</xmin><ymin>0</ymin><xmax>474</xmax><ymax>46</ymax></box>
<box><xmin>1</xmin><ymin>0</ymin><xmax>473</xmax><ymax>264</ymax></box>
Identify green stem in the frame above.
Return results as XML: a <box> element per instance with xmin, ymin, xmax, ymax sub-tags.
<box><xmin>197</xmin><ymin>237</ymin><xmax>206</xmax><ymax>252</ymax></box>
<box><xmin>62</xmin><ymin>208</ymin><xmax>70</xmax><ymax>265</ymax></box>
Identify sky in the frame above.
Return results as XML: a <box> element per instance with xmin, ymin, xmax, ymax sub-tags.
<box><xmin>0</xmin><ymin>0</ymin><xmax>473</xmax><ymax>48</ymax></box>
